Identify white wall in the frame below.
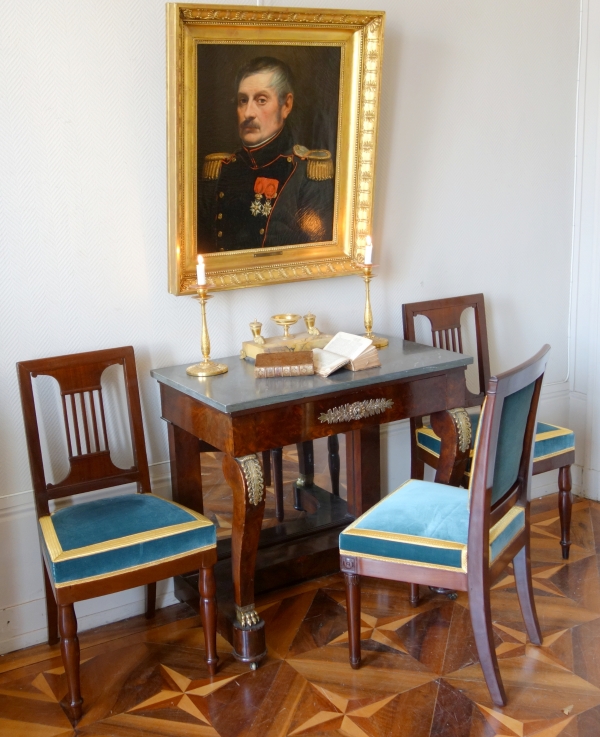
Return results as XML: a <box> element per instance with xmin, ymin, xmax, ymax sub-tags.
<box><xmin>571</xmin><ymin>0</ymin><xmax>600</xmax><ymax>501</ymax></box>
<box><xmin>0</xmin><ymin>0</ymin><xmax>581</xmax><ymax>653</ymax></box>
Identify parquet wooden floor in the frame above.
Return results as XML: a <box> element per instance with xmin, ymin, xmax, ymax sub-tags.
<box><xmin>2</xmin><ymin>443</ymin><xmax>600</xmax><ymax>736</ymax></box>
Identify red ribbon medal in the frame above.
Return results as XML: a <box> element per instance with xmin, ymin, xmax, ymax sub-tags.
<box><xmin>251</xmin><ymin>177</ymin><xmax>279</xmax><ymax>217</ymax></box>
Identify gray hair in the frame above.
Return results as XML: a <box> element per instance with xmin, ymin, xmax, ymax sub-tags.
<box><xmin>235</xmin><ymin>57</ymin><xmax>294</xmax><ymax>106</ymax></box>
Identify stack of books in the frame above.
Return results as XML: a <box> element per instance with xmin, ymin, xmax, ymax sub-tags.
<box><xmin>254</xmin><ymin>351</ymin><xmax>314</xmax><ymax>378</ymax></box>
<box><xmin>252</xmin><ymin>333</ymin><xmax>381</xmax><ymax>379</ymax></box>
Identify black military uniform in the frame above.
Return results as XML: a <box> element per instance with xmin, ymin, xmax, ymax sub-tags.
<box><xmin>198</xmin><ymin>126</ymin><xmax>334</xmax><ymax>251</ymax></box>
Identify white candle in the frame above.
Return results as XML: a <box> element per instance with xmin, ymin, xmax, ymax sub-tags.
<box><xmin>364</xmin><ymin>235</ymin><xmax>373</xmax><ymax>264</ymax></box>
<box><xmin>196</xmin><ymin>255</ymin><xmax>206</xmax><ymax>286</ymax></box>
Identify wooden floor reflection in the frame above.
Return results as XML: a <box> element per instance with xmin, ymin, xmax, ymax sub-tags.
<box><xmin>201</xmin><ymin>436</ymin><xmax>348</xmax><ymax>542</ymax></box>
<box><xmin>2</xmin><ymin>452</ymin><xmax>600</xmax><ymax>735</ymax></box>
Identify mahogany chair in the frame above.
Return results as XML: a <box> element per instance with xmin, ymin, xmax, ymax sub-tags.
<box><xmin>17</xmin><ymin>347</ymin><xmax>218</xmax><ymax>725</ymax></box>
<box><xmin>340</xmin><ymin>345</ymin><xmax>550</xmax><ymax>706</ymax></box>
<box><xmin>402</xmin><ymin>294</ymin><xmax>575</xmax><ymax>558</ymax></box>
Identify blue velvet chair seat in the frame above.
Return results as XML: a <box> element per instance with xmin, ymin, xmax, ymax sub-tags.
<box><xmin>417</xmin><ymin>415</ymin><xmax>574</xmax><ymax>465</ymax></box>
<box><xmin>339</xmin><ymin>480</ymin><xmax>525</xmax><ymax>572</ymax></box>
<box><xmin>39</xmin><ymin>494</ymin><xmax>216</xmax><ymax>587</ymax></box>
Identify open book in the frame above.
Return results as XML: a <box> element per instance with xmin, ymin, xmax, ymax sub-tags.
<box><xmin>312</xmin><ymin>332</ymin><xmax>381</xmax><ymax>377</ymax></box>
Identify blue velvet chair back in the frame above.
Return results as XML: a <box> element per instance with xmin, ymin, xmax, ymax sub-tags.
<box><xmin>468</xmin><ymin>345</ymin><xmax>550</xmax><ymax>552</ymax></box>
<box><xmin>490</xmin><ymin>381</ymin><xmax>537</xmax><ymax>505</ymax></box>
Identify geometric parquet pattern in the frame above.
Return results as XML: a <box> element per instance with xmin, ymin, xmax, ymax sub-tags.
<box><xmin>3</xmin><ymin>451</ymin><xmax>600</xmax><ymax>735</ymax></box>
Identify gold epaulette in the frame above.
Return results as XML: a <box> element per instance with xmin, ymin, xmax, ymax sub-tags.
<box><xmin>202</xmin><ymin>152</ymin><xmax>232</xmax><ymax>180</ymax></box>
<box><xmin>293</xmin><ymin>145</ymin><xmax>334</xmax><ymax>181</ymax></box>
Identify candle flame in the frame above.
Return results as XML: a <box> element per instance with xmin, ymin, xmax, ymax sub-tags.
<box><xmin>366</xmin><ymin>235</ymin><xmax>372</xmax><ymax>246</ymax></box>
<box><xmin>197</xmin><ymin>254</ymin><xmax>204</xmax><ymax>265</ymax></box>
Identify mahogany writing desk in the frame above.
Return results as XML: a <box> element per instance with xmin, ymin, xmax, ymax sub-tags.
<box><xmin>151</xmin><ymin>338</ymin><xmax>472</xmax><ymax>666</ymax></box>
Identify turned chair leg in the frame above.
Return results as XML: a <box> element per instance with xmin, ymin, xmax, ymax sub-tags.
<box><xmin>558</xmin><ymin>465</ymin><xmax>572</xmax><ymax>560</ymax></box>
<box><xmin>468</xmin><ymin>576</ymin><xmax>507</xmax><ymax>706</ymax></box>
<box><xmin>199</xmin><ymin>566</ymin><xmax>219</xmax><ymax>676</ymax></box>
<box><xmin>409</xmin><ymin>583</ymin><xmax>420</xmax><ymax>607</ymax></box>
<box><xmin>271</xmin><ymin>447</ymin><xmax>284</xmax><ymax>522</ymax></box>
<box><xmin>58</xmin><ymin>604</ymin><xmax>83</xmax><ymax>724</ymax></box>
<box><xmin>145</xmin><ymin>582</ymin><xmax>156</xmax><ymax>619</ymax></box>
<box><xmin>327</xmin><ymin>435</ymin><xmax>340</xmax><ymax>496</ymax></box>
<box><xmin>261</xmin><ymin>450</ymin><xmax>272</xmax><ymax>488</ymax></box>
<box><xmin>513</xmin><ymin>544</ymin><xmax>542</xmax><ymax>645</ymax></box>
<box><xmin>344</xmin><ymin>572</ymin><xmax>361</xmax><ymax>669</ymax></box>
<box><xmin>43</xmin><ymin>564</ymin><xmax>59</xmax><ymax>645</ymax></box>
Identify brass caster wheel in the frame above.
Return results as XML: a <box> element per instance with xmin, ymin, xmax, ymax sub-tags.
<box><xmin>250</xmin><ymin>662</ymin><xmax>258</xmax><ymax>671</ymax></box>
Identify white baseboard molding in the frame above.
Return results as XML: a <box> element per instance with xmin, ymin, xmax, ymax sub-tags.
<box><xmin>0</xmin><ymin>583</ymin><xmax>178</xmax><ymax>655</ymax></box>
<box><xmin>583</xmin><ymin>468</ymin><xmax>600</xmax><ymax>501</ymax></box>
<box><xmin>530</xmin><ymin>464</ymin><xmax>583</xmax><ymax>499</ymax></box>
<box><xmin>0</xmin><ymin>462</ymin><xmax>175</xmax><ymax>656</ymax></box>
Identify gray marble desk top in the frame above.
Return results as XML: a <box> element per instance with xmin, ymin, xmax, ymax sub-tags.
<box><xmin>150</xmin><ymin>338</ymin><xmax>472</xmax><ymax>414</ymax></box>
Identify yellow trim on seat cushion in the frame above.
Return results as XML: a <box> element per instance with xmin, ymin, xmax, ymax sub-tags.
<box><xmin>535</xmin><ymin>424</ymin><xmax>573</xmax><ymax>440</ymax></box>
<box><xmin>339</xmin><ymin>548</ymin><xmax>468</xmax><ymax>573</ymax></box>
<box><xmin>53</xmin><ymin>543</ymin><xmax>216</xmax><ymax>588</ymax></box>
<box><xmin>533</xmin><ymin>446</ymin><xmax>575</xmax><ymax>462</ymax></box>
<box><xmin>342</xmin><ymin>526</ymin><xmax>466</xmax><ymax>551</ymax></box>
<box><xmin>40</xmin><ymin>500</ymin><xmax>213</xmax><ymax>563</ymax></box>
<box><xmin>39</xmin><ymin>516</ymin><xmax>62</xmax><ymax>560</ymax></box>
<box><xmin>40</xmin><ymin>494</ymin><xmax>217</xmax><ymax>587</ymax></box>
<box><xmin>48</xmin><ymin>519</ymin><xmax>212</xmax><ymax>562</ymax></box>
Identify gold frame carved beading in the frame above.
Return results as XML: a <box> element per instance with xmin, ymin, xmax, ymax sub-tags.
<box><xmin>166</xmin><ymin>4</ymin><xmax>385</xmax><ymax>293</ymax></box>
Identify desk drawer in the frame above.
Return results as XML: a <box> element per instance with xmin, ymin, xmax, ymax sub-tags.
<box><xmin>230</xmin><ymin>372</ymin><xmax>455</xmax><ymax>455</ymax></box>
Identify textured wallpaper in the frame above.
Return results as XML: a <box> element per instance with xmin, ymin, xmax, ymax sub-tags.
<box><xmin>0</xmin><ymin>0</ymin><xmax>578</xmax><ymax>498</ymax></box>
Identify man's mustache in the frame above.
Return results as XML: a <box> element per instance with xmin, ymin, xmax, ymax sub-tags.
<box><xmin>240</xmin><ymin>119</ymin><xmax>260</xmax><ymax>130</ymax></box>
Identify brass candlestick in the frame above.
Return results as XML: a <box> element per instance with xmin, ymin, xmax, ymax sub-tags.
<box><xmin>186</xmin><ymin>286</ymin><xmax>228</xmax><ymax>377</ymax></box>
<box><xmin>359</xmin><ymin>264</ymin><xmax>389</xmax><ymax>349</ymax></box>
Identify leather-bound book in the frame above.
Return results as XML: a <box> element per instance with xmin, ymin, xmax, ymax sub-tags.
<box><xmin>254</xmin><ymin>351</ymin><xmax>314</xmax><ymax>378</ymax></box>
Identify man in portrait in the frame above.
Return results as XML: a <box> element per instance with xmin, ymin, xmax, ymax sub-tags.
<box><xmin>198</xmin><ymin>56</ymin><xmax>335</xmax><ymax>252</ymax></box>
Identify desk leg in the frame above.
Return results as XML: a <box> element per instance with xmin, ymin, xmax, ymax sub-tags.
<box><xmin>296</xmin><ymin>441</ymin><xmax>315</xmax><ymax>487</ymax></box>
<box><xmin>427</xmin><ymin>409</ymin><xmax>471</xmax><ymax>600</ymax></box>
<box><xmin>293</xmin><ymin>440</ymin><xmax>315</xmax><ymax>510</ymax></box>
<box><xmin>345</xmin><ymin>427</ymin><xmax>381</xmax><ymax>517</ymax></box>
<box><xmin>430</xmin><ymin>409</ymin><xmax>471</xmax><ymax>486</ymax></box>
<box><xmin>222</xmin><ymin>453</ymin><xmax>267</xmax><ymax>665</ymax></box>
<box><xmin>167</xmin><ymin>423</ymin><xmax>203</xmax><ymax>514</ymax></box>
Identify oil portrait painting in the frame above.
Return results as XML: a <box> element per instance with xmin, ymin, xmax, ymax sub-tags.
<box><xmin>197</xmin><ymin>47</ymin><xmax>341</xmax><ymax>253</ymax></box>
<box><xmin>167</xmin><ymin>5</ymin><xmax>385</xmax><ymax>293</ymax></box>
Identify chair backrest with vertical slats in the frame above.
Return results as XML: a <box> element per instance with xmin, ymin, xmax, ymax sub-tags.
<box><xmin>402</xmin><ymin>293</ymin><xmax>491</xmax><ymax>408</ymax></box>
<box><xmin>17</xmin><ymin>347</ymin><xmax>151</xmax><ymax>517</ymax></box>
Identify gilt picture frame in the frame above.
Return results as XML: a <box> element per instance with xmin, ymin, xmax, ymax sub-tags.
<box><xmin>167</xmin><ymin>4</ymin><xmax>385</xmax><ymax>293</ymax></box>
